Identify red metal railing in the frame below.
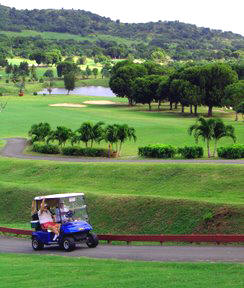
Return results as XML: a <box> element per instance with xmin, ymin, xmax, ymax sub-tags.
<box><xmin>1</xmin><ymin>227</ymin><xmax>244</xmax><ymax>244</ymax></box>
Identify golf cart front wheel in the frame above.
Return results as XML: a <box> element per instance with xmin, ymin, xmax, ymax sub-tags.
<box><xmin>32</xmin><ymin>237</ymin><xmax>44</xmax><ymax>251</ymax></box>
<box><xmin>61</xmin><ymin>237</ymin><xmax>76</xmax><ymax>252</ymax></box>
<box><xmin>86</xmin><ymin>233</ymin><xmax>99</xmax><ymax>248</ymax></box>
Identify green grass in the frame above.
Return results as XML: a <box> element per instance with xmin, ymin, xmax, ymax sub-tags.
<box><xmin>0</xmin><ymin>254</ymin><xmax>243</xmax><ymax>288</ymax></box>
<box><xmin>6</xmin><ymin>57</ymin><xmax>37</xmax><ymax>66</ymax></box>
<box><xmin>0</xmin><ymin>159</ymin><xmax>243</xmax><ymax>204</ymax></box>
<box><xmin>0</xmin><ymin>93</ymin><xmax>243</xmax><ymax>157</ymax></box>
<box><xmin>0</xmin><ymin>159</ymin><xmax>243</xmax><ymax>234</ymax></box>
<box><xmin>0</xmin><ymin>78</ymin><xmax>243</xmax><ymax>234</ymax></box>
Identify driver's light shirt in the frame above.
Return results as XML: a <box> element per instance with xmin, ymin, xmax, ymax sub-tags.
<box><xmin>56</xmin><ymin>207</ymin><xmax>69</xmax><ymax>222</ymax></box>
<box><xmin>38</xmin><ymin>210</ymin><xmax>53</xmax><ymax>224</ymax></box>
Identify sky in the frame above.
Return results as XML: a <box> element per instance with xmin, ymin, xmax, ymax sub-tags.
<box><xmin>1</xmin><ymin>0</ymin><xmax>243</xmax><ymax>36</ymax></box>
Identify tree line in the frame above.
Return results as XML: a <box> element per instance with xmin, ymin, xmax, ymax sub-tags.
<box><xmin>109</xmin><ymin>60</ymin><xmax>244</xmax><ymax>117</ymax></box>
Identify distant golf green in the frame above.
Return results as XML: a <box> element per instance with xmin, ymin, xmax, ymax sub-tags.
<box><xmin>0</xmin><ymin>94</ymin><xmax>243</xmax><ymax>157</ymax></box>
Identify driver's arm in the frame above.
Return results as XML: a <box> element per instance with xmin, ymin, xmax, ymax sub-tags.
<box><xmin>40</xmin><ymin>198</ymin><xmax>45</xmax><ymax>214</ymax></box>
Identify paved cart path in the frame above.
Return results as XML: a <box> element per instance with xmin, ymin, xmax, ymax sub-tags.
<box><xmin>0</xmin><ymin>236</ymin><xmax>243</xmax><ymax>262</ymax></box>
<box><xmin>1</xmin><ymin>138</ymin><xmax>244</xmax><ymax>164</ymax></box>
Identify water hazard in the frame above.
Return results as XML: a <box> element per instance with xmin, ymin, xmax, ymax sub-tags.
<box><xmin>38</xmin><ymin>86</ymin><xmax>116</xmax><ymax>97</ymax></box>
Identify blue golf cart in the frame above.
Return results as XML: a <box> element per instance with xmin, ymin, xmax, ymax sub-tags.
<box><xmin>31</xmin><ymin>193</ymin><xmax>99</xmax><ymax>252</ymax></box>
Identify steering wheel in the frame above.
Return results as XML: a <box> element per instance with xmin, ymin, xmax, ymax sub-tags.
<box><xmin>65</xmin><ymin>211</ymin><xmax>73</xmax><ymax>218</ymax></box>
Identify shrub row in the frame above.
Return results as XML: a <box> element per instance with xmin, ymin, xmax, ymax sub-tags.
<box><xmin>138</xmin><ymin>145</ymin><xmax>177</xmax><ymax>158</ymax></box>
<box><xmin>62</xmin><ymin>146</ymin><xmax>108</xmax><ymax>157</ymax></box>
<box><xmin>32</xmin><ymin>143</ymin><xmax>60</xmax><ymax>154</ymax></box>
<box><xmin>32</xmin><ymin>143</ymin><xmax>109</xmax><ymax>157</ymax></box>
<box><xmin>178</xmin><ymin>146</ymin><xmax>204</xmax><ymax>159</ymax></box>
<box><xmin>217</xmin><ymin>144</ymin><xmax>244</xmax><ymax>159</ymax></box>
<box><xmin>138</xmin><ymin>145</ymin><xmax>203</xmax><ymax>159</ymax></box>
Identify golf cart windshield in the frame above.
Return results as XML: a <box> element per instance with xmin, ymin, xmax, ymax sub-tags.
<box><xmin>56</xmin><ymin>195</ymin><xmax>88</xmax><ymax>223</ymax></box>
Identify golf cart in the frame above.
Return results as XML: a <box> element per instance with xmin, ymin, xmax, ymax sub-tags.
<box><xmin>31</xmin><ymin>193</ymin><xmax>98</xmax><ymax>252</ymax></box>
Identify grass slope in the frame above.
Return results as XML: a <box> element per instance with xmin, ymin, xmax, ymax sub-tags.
<box><xmin>0</xmin><ymin>159</ymin><xmax>243</xmax><ymax>234</ymax></box>
<box><xmin>0</xmin><ymin>254</ymin><xmax>243</xmax><ymax>288</ymax></box>
<box><xmin>0</xmin><ymin>159</ymin><xmax>243</xmax><ymax>204</ymax></box>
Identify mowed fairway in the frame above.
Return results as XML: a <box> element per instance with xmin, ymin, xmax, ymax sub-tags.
<box><xmin>0</xmin><ymin>254</ymin><xmax>243</xmax><ymax>288</ymax></box>
<box><xmin>1</xmin><ymin>94</ymin><xmax>243</xmax><ymax>157</ymax></box>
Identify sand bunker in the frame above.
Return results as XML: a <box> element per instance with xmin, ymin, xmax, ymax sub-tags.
<box><xmin>83</xmin><ymin>100</ymin><xmax>118</xmax><ymax>105</ymax></box>
<box><xmin>49</xmin><ymin>103</ymin><xmax>87</xmax><ymax>108</ymax></box>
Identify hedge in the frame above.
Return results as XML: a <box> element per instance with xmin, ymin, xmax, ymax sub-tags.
<box><xmin>62</xmin><ymin>146</ymin><xmax>108</xmax><ymax>157</ymax></box>
<box><xmin>178</xmin><ymin>146</ymin><xmax>204</xmax><ymax>159</ymax></box>
<box><xmin>138</xmin><ymin>145</ymin><xmax>176</xmax><ymax>158</ymax></box>
<box><xmin>217</xmin><ymin>144</ymin><xmax>244</xmax><ymax>159</ymax></box>
<box><xmin>32</xmin><ymin>143</ymin><xmax>60</xmax><ymax>154</ymax></box>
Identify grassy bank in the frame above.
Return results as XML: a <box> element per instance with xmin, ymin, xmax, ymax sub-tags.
<box><xmin>0</xmin><ymin>159</ymin><xmax>243</xmax><ymax>204</ymax></box>
<box><xmin>0</xmin><ymin>254</ymin><xmax>243</xmax><ymax>288</ymax></box>
<box><xmin>0</xmin><ymin>159</ymin><xmax>243</xmax><ymax>234</ymax></box>
<box><xmin>1</xmin><ymin>186</ymin><xmax>243</xmax><ymax>234</ymax></box>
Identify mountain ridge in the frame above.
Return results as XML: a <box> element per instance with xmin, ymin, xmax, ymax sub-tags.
<box><xmin>0</xmin><ymin>4</ymin><xmax>243</xmax><ymax>60</ymax></box>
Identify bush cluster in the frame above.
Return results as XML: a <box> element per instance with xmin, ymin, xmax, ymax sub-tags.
<box><xmin>62</xmin><ymin>146</ymin><xmax>108</xmax><ymax>157</ymax></box>
<box><xmin>139</xmin><ymin>145</ymin><xmax>204</xmax><ymax>159</ymax></box>
<box><xmin>178</xmin><ymin>146</ymin><xmax>203</xmax><ymax>159</ymax></box>
<box><xmin>32</xmin><ymin>143</ymin><xmax>60</xmax><ymax>154</ymax></box>
<box><xmin>217</xmin><ymin>144</ymin><xmax>244</xmax><ymax>159</ymax></box>
<box><xmin>138</xmin><ymin>145</ymin><xmax>176</xmax><ymax>158</ymax></box>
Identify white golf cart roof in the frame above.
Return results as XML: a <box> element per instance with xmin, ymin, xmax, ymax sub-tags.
<box><xmin>34</xmin><ymin>193</ymin><xmax>84</xmax><ymax>201</ymax></box>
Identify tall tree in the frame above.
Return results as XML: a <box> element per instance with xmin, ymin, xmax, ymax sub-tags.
<box><xmin>64</xmin><ymin>72</ymin><xmax>76</xmax><ymax>94</ymax></box>
<box><xmin>224</xmin><ymin>80</ymin><xmax>244</xmax><ymax>121</ymax></box>
<box><xmin>109</xmin><ymin>61</ymin><xmax>147</xmax><ymax>105</ymax></box>
<box><xmin>157</xmin><ymin>77</ymin><xmax>171</xmax><ymax>109</ymax></box>
<box><xmin>199</xmin><ymin>63</ymin><xmax>238</xmax><ymax>117</ymax></box>
<box><xmin>132</xmin><ymin>75</ymin><xmax>163</xmax><ymax>110</ymax></box>
<box><xmin>57</xmin><ymin>61</ymin><xmax>79</xmax><ymax>78</ymax></box>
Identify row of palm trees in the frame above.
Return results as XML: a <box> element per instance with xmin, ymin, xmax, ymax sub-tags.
<box><xmin>188</xmin><ymin>117</ymin><xmax>236</xmax><ymax>157</ymax></box>
<box><xmin>28</xmin><ymin>122</ymin><xmax>137</xmax><ymax>156</ymax></box>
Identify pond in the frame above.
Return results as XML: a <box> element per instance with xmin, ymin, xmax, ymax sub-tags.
<box><xmin>38</xmin><ymin>86</ymin><xmax>116</xmax><ymax>97</ymax></box>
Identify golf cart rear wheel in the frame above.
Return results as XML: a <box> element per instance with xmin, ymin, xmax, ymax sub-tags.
<box><xmin>61</xmin><ymin>237</ymin><xmax>76</xmax><ymax>252</ymax></box>
<box><xmin>86</xmin><ymin>233</ymin><xmax>99</xmax><ymax>248</ymax></box>
<box><xmin>32</xmin><ymin>237</ymin><xmax>44</xmax><ymax>251</ymax></box>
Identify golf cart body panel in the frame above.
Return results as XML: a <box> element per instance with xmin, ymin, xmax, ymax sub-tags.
<box><xmin>31</xmin><ymin>193</ymin><xmax>98</xmax><ymax>251</ymax></box>
<box><xmin>61</xmin><ymin>221</ymin><xmax>92</xmax><ymax>234</ymax></box>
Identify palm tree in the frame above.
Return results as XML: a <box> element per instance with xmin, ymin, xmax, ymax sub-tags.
<box><xmin>104</xmin><ymin>124</ymin><xmax>119</xmax><ymax>154</ymax></box>
<box><xmin>76</xmin><ymin>122</ymin><xmax>93</xmax><ymax>147</ymax></box>
<box><xmin>47</xmin><ymin>126</ymin><xmax>72</xmax><ymax>147</ymax></box>
<box><xmin>76</xmin><ymin>122</ymin><xmax>105</xmax><ymax>148</ymax></box>
<box><xmin>212</xmin><ymin>119</ymin><xmax>236</xmax><ymax>157</ymax></box>
<box><xmin>90</xmin><ymin>121</ymin><xmax>105</xmax><ymax>148</ymax></box>
<box><xmin>117</xmin><ymin>124</ymin><xmax>137</xmax><ymax>156</ymax></box>
<box><xmin>28</xmin><ymin>122</ymin><xmax>51</xmax><ymax>143</ymax></box>
<box><xmin>188</xmin><ymin>117</ymin><xmax>216</xmax><ymax>158</ymax></box>
<box><xmin>104</xmin><ymin>124</ymin><xmax>137</xmax><ymax>157</ymax></box>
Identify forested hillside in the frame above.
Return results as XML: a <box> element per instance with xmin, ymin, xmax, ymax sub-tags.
<box><xmin>0</xmin><ymin>4</ymin><xmax>243</xmax><ymax>60</ymax></box>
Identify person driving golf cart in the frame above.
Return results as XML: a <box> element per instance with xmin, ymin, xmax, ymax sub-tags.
<box><xmin>31</xmin><ymin>193</ymin><xmax>99</xmax><ymax>251</ymax></box>
<box><xmin>56</xmin><ymin>200</ymin><xmax>69</xmax><ymax>223</ymax></box>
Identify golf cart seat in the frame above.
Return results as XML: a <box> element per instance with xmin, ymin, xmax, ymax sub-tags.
<box><xmin>31</xmin><ymin>212</ymin><xmax>51</xmax><ymax>232</ymax></box>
